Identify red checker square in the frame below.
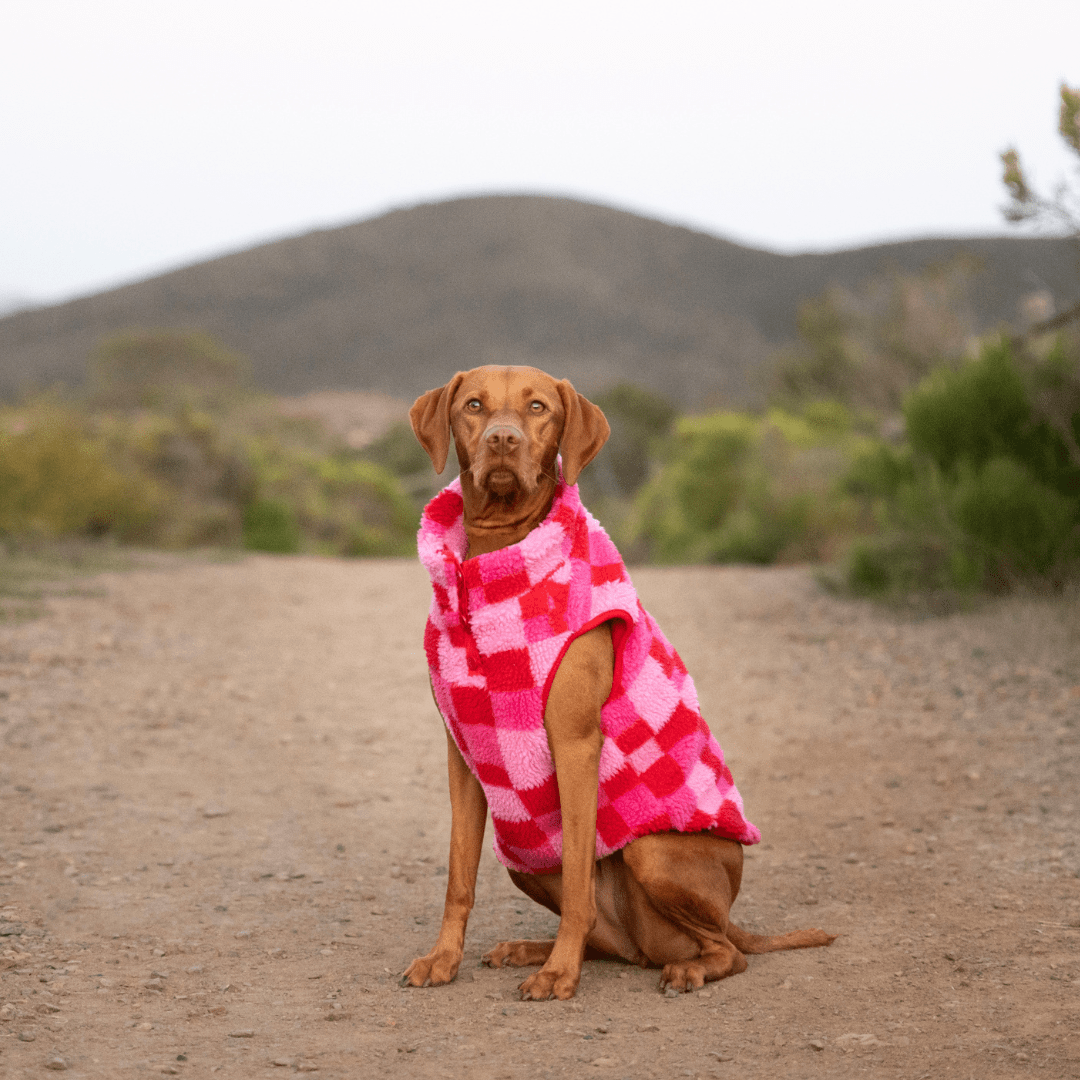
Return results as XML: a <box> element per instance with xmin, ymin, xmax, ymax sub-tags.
<box><xmin>461</xmin><ymin>559</ymin><xmax>484</xmax><ymax>591</ymax></box>
<box><xmin>496</xmin><ymin>816</ymin><xmax>549</xmax><ymax>851</ymax></box>
<box><xmin>614</xmin><ymin>719</ymin><xmax>653</xmax><ymax>755</ymax></box>
<box><xmin>450</xmin><ymin>685</ymin><xmax>496</xmax><ymax>727</ymax></box>
<box><xmin>517</xmin><ymin>773</ymin><xmax>561</xmax><ymax>817</ymax></box>
<box><xmin>684</xmin><ymin>809</ymin><xmax>713</xmax><ymax>833</ymax></box>
<box><xmin>648</xmin><ymin>637</ymin><xmax>676</xmax><ymax>678</ymax></box>
<box><xmin>475</xmin><ymin>761</ymin><xmax>512</xmax><ymax>788</ymax></box>
<box><xmin>714</xmin><ymin>799</ymin><xmax>746</xmax><ymax>837</ymax></box>
<box><xmin>590</xmin><ymin>561</ymin><xmax>624</xmax><ymax>586</ymax></box>
<box><xmin>596</xmin><ymin>804</ymin><xmax>631</xmax><ymax>848</ymax></box>
<box><xmin>569</xmin><ymin>517</ymin><xmax>590</xmax><ymax>561</ymax></box>
<box><xmin>485</xmin><ymin>649</ymin><xmax>536</xmax><ymax>693</ymax></box>
<box><xmin>424</xmin><ymin>621</ymin><xmax>441</xmax><ymax>668</ymax></box>
<box><xmin>426</xmin><ymin>490</ymin><xmax>463</xmax><ymax>526</ymax></box>
<box><xmin>518</xmin><ymin>585</ymin><xmax>550</xmax><ymax>620</ymax></box>
<box><xmin>600</xmin><ymin>764</ymin><xmax>639</xmax><ymax>803</ymax></box>
<box><xmin>447</xmin><ymin>623</ymin><xmax>471</xmax><ymax>650</ymax></box>
<box><xmin>485</xmin><ymin>569</ymin><xmax>531</xmax><ymax>604</ymax></box>
<box><xmin>655</xmin><ymin>702</ymin><xmax>701</xmax><ymax>753</ymax></box>
<box><xmin>641</xmin><ymin>754</ymin><xmax>685</xmax><ymax>798</ymax></box>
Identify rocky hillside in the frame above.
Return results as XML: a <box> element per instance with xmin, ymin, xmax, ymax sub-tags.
<box><xmin>2</xmin><ymin>195</ymin><xmax>1077</xmax><ymax>407</ymax></box>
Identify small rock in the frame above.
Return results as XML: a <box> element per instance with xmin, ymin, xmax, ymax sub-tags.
<box><xmin>844</xmin><ymin>853</ymin><xmax>859</xmax><ymax>864</ymax></box>
<box><xmin>663</xmin><ymin>987</ymin><xmax>679</xmax><ymax>998</ymax></box>
<box><xmin>228</xmin><ymin>1029</ymin><xmax>255</xmax><ymax>1038</ymax></box>
<box><xmin>18</xmin><ymin>1030</ymin><xmax>36</xmax><ymax>1041</ymax></box>
<box><xmin>45</xmin><ymin>1057</ymin><xmax>68</xmax><ymax>1070</ymax></box>
<box><xmin>271</xmin><ymin>1059</ymin><xmax>293</xmax><ymax>1068</ymax></box>
<box><xmin>186</xmin><ymin>965</ymin><xmax>203</xmax><ymax>974</ymax></box>
<box><xmin>152</xmin><ymin>948</ymin><xmax>166</xmax><ymax>957</ymax></box>
<box><xmin>590</xmin><ymin>1057</ymin><xmax>618</xmax><ymax>1067</ymax></box>
<box><xmin>202</xmin><ymin>805</ymin><xmax>229</xmax><ymax>819</ymax></box>
<box><xmin>636</xmin><ymin>1024</ymin><xmax>660</xmax><ymax>1033</ymax></box>
<box><xmin>160</xmin><ymin>1067</ymin><xmax>180</xmax><ymax>1076</ymax></box>
<box><xmin>809</xmin><ymin>1039</ymin><xmax>825</xmax><ymax>1051</ymax></box>
<box><xmin>0</xmin><ymin>1003</ymin><xmax>16</xmax><ymax>1021</ymax></box>
<box><xmin>296</xmin><ymin>1066</ymin><xmax>319</xmax><ymax>1073</ymax></box>
<box><xmin>136</xmin><ymin>1022</ymin><xmax>153</xmax><ymax>1031</ymax></box>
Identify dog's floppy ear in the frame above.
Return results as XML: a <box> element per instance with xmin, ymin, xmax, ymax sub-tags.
<box><xmin>555</xmin><ymin>379</ymin><xmax>610</xmax><ymax>486</ymax></box>
<box><xmin>409</xmin><ymin>372</ymin><xmax>465</xmax><ymax>474</ymax></box>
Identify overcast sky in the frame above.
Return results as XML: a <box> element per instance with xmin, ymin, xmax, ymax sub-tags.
<box><xmin>3</xmin><ymin>0</ymin><xmax>1079</xmax><ymax>306</ymax></box>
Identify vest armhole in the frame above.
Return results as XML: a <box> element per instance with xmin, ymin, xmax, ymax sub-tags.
<box><xmin>539</xmin><ymin>609</ymin><xmax>635</xmax><ymax>718</ymax></box>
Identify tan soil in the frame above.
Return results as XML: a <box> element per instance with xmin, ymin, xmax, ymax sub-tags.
<box><xmin>1</xmin><ymin>555</ymin><xmax>1078</xmax><ymax>1079</ymax></box>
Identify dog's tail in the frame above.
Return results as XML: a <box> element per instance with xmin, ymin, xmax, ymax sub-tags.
<box><xmin>726</xmin><ymin>921</ymin><xmax>837</xmax><ymax>954</ymax></box>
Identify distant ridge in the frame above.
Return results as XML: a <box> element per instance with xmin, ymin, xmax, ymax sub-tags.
<box><xmin>1</xmin><ymin>195</ymin><xmax>1077</xmax><ymax>407</ymax></box>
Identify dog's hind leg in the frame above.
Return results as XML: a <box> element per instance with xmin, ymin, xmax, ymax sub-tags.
<box><xmin>621</xmin><ymin>832</ymin><xmax>749</xmax><ymax>990</ymax></box>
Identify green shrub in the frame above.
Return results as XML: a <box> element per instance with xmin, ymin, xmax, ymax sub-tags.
<box><xmin>905</xmin><ymin>337</ymin><xmax>1078</xmax><ymax>498</ymax></box>
<box><xmin>842</xmin><ymin>338</ymin><xmax>1080</xmax><ymax>595</ymax></box>
<box><xmin>953</xmin><ymin>457</ymin><xmax>1077</xmax><ymax>576</ymax></box>
<box><xmin>0</xmin><ymin>400</ymin><xmax>164</xmax><ymax>540</ymax></box>
<box><xmin>242</xmin><ymin>499</ymin><xmax>301</xmax><ymax>553</ymax></box>
<box><xmin>629</xmin><ymin>407</ymin><xmax>861</xmax><ymax>564</ymax></box>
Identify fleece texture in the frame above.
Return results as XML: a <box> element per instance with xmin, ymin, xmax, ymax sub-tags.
<box><xmin>418</xmin><ymin>475</ymin><xmax>760</xmax><ymax>874</ymax></box>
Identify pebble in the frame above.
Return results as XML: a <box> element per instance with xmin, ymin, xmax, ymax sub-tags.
<box><xmin>296</xmin><ymin>1066</ymin><xmax>319</xmax><ymax>1073</ymax></box>
<box><xmin>45</xmin><ymin>1057</ymin><xmax>68</xmax><ymax>1070</ymax></box>
<box><xmin>18</xmin><ymin>1030</ymin><xmax>36</xmax><ymax>1041</ymax></box>
<box><xmin>234</xmin><ymin>930</ymin><xmax>252</xmax><ymax>939</ymax></box>
<box><xmin>202</xmin><ymin>804</ymin><xmax>230</xmax><ymax>818</ymax></box>
<box><xmin>228</xmin><ymin>1029</ymin><xmax>255</xmax><ymax>1038</ymax></box>
<box><xmin>809</xmin><ymin>1039</ymin><xmax>825</xmax><ymax>1051</ymax></box>
<box><xmin>0</xmin><ymin>1003</ymin><xmax>16</xmax><ymax>1021</ymax></box>
<box><xmin>663</xmin><ymin>987</ymin><xmax>679</xmax><ymax>998</ymax></box>
<box><xmin>590</xmin><ymin>1057</ymin><xmax>618</xmax><ymax>1067</ymax></box>
<box><xmin>160</xmin><ymin>1067</ymin><xmax>180</xmax><ymax>1076</ymax></box>
<box><xmin>271</xmin><ymin>1059</ymin><xmax>293</xmax><ymax>1068</ymax></box>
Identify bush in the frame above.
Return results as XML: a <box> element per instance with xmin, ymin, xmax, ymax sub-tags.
<box><xmin>842</xmin><ymin>338</ymin><xmax>1080</xmax><ymax>595</ymax></box>
<box><xmin>242</xmin><ymin>499</ymin><xmax>301</xmax><ymax>553</ymax></box>
<box><xmin>629</xmin><ymin>407</ymin><xmax>862</xmax><ymax>564</ymax></box>
<box><xmin>953</xmin><ymin>457</ymin><xmax>1077</xmax><ymax>576</ymax></box>
<box><xmin>0</xmin><ymin>399</ymin><xmax>164</xmax><ymax>540</ymax></box>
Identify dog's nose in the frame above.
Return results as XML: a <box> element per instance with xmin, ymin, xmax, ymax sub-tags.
<box><xmin>484</xmin><ymin>424</ymin><xmax>523</xmax><ymax>454</ymax></box>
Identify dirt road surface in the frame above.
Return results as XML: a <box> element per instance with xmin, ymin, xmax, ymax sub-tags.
<box><xmin>1</xmin><ymin>555</ymin><xmax>1078</xmax><ymax>1079</ymax></box>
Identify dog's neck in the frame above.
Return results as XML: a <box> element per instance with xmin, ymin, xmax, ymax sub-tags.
<box><xmin>460</xmin><ymin>472</ymin><xmax>558</xmax><ymax>559</ymax></box>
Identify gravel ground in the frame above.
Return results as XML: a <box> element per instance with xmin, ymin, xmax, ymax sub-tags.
<box><xmin>1</xmin><ymin>554</ymin><xmax>1078</xmax><ymax>1079</ymax></box>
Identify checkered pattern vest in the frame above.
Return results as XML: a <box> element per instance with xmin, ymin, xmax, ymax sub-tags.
<box><xmin>418</xmin><ymin>476</ymin><xmax>760</xmax><ymax>874</ymax></box>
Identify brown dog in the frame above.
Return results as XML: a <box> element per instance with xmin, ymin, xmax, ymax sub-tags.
<box><xmin>403</xmin><ymin>366</ymin><xmax>834</xmax><ymax>1000</ymax></box>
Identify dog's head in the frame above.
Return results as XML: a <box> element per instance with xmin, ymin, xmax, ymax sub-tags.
<box><xmin>410</xmin><ymin>366</ymin><xmax>610</xmax><ymax>497</ymax></box>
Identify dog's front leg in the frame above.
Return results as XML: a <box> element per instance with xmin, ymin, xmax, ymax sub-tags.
<box><xmin>402</xmin><ymin>727</ymin><xmax>488</xmax><ymax>987</ymax></box>
<box><xmin>518</xmin><ymin>623</ymin><xmax>613</xmax><ymax>1001</ymax></box>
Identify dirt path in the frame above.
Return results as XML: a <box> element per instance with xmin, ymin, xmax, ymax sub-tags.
<box><xmin>1</xmin><ymin>555</ymin><xmax>1078</xmax><ymax>1079</ymax></box>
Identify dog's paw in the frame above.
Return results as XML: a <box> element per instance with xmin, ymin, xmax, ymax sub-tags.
<box><xmin>401</xmin><ymin>949</ymin><xmax>461</xmax><ymax>988</ymax></box>
<box><xmin>518</xmin><ymin>965</ymin><xmax>580</xmax><ymax>1001</ymax></box>
<box><xmin>482</xmin><ymin>940</ymin><xmax>555</xmax><ymax>969</ymax></box>
<box><xmin>658</xmin><ymin>960</ymin><xmax>707</xmax><ymax>993</ymax></box>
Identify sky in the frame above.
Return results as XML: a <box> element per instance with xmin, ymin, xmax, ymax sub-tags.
<box><xmin>3</xmin><ymin>0</ymin><xmax>1080</xmax><ymax>307</ymax></box>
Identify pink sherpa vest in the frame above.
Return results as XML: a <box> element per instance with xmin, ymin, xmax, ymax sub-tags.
<box><xmin>418</xmin><ymin>475</ymin><xmax>760</xmax><ymax>874</ymax></box>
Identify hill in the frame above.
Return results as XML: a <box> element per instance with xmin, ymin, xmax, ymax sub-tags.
<box><xmin>1</xmin><ymin>195</ymin><xmax>1078</xmax><ymax>407</ymax></box>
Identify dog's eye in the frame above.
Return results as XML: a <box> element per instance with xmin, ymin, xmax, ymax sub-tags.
<box><xmin>465</xmin><ymin>399</ymin><xmax>482</xmax><ymax>412</ymax></box>
<box><xmin>529</xmin><ymin>401</ymin><xmax>545</xmax><ymax>413</ymax></box>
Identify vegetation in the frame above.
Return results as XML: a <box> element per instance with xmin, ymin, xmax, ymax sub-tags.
<box><xmin>0</xmin><ymin>331</ymin><xmax>418</xmax><ymax>557</ymax></box>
